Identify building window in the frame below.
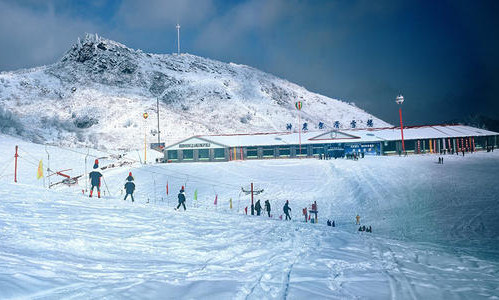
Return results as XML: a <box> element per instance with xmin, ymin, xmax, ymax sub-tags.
<box><xmin>214</xmin><ymin>148</ymin><xmax>225</xmax><ymax>159</ymax></box>
<box><xmin>183</xmin><ymin>149</ymin><xmax>193</xmax><ymax>160</ymax></box>
<box><xmin>198</xmin><ymin>149</ymin><xmax>209</xmax><ymax>160</ymax></box>
<box><xmin>262</xmin><ymin>146</ymin><xmax>274</xmax><ymax>157</ymax></box>
<box><xmin>167</xmin><ymin>150</ymin><xmax>178</xmax><ymax>160</ymax></box>
<box><xmin>313</xmin><ymin>146</ymin><xmax>324</xmax><ymax>155</ymax></box>
<box><xmin>247</xmin><ymin>147</ymin><xmax>258</xmax><ymax>158</ymax></box>
<box><xmin>279</xmin><ymin>146</ymin><xmax>290</xmax><ymax>156</ymax></box>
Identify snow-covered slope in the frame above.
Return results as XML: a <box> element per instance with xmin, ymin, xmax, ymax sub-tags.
<box><xmin>1</xmin><ymin>134</ymin><xmax>498</xmax><ymax>298</ymax></box>
<box><xmin>0</xmin><ymin>34</ymin><xmax>389</xmax><ymax>149</ymax></box>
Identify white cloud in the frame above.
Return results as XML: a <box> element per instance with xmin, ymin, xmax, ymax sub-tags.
<box><xmin>0</xmin><ymin>1</ymin><xmax>99</xmax><ymax>71</ymax></box>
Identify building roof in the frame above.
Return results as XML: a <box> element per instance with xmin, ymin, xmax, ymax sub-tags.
<box><xmin>164</xmin><ymin>125</ymin><xmax>498</xmax><ymax>150</ymax></box>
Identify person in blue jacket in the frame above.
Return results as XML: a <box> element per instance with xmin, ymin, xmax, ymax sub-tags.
<box><xmin>176</xmin><ymin>187</ymin><xmax>186</xmax><ymax>210</ymax></box>
<box><xmin>283</xmin><ymin>200</ymin><xmax>292</xmax><ymax>220</ymax></box>
<box><xmin>124</xmin><ymin>172</ymin><xmax>135</xmax><ymax>202</ymax></box>
<box><xmin>89</xmin><ymin>159</ymin><xmax>102</xmax><ymax>198</ymax></box>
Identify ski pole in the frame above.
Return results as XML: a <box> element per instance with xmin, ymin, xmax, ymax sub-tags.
<box><xmin>102</xmin><ymin>177</ymin><xmax>111</xmax><ymax>196</ymax></box>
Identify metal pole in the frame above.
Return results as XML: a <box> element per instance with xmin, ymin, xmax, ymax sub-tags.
<box><xmin>144</xmin><ymin>120</ymin><xmax>147</xmax><ymax>164</ymax></box>
<box><xmin>85</xmin><ymin>149</ymin><xmax>89</xmax><ymax>192</ymax></box>
<box><xmin>45</xmin><ymin>145</ymin><xmax>50</xmax><ymax>188</ymax></box>
<box><xmin>399</xmin><ymin>107</ymin><xmax>405</xmax><ymax>153</ymax></box>
<box><xmin>251</xmin><ymin>182</ymin><xmax>254</xmax><ymax>215</ymax></box>
<box><xmin>176</xmin><ymin>24</ymin><xmax>180</xmax><ymax>55</ymax></box>
<box><xmin>157</xmin><ymin>97</ymin><xmax>161</xmax><ymax>144</ymax></box>
<box><xmin>298</xmin><ymin>111</ymin><xmax>302</xmax><ymax>156</ymax></box>
<box><xmin>14</xmin><ymin>145</ymin><xmax>18</xmax><ymax>183</ymax></box>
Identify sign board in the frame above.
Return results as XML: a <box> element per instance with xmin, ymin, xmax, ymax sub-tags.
<box><xmin>167</xmin><ymin>137</ymin><xmax>225</xmax><ymax>150</ymax></box>
<box><xmin>344</xmin><ymin>143</ymin><xmax>380</xmax><ymax>155</ymax></box>
<box><xmin>150</xmin><ymin>143</ymin><xmax>165</xmax><ymax>150</ymax></box>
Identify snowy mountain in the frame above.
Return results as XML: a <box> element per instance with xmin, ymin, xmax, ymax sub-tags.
<box><xmin>0</xmin><ymin>33</ymin><xmax>390</xmax><ymax>149</ymax></box>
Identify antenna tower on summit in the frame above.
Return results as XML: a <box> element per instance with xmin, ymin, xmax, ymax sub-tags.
<box><xmin>176</xmin><ymin>23</ymin><xmax>181</xmax><ymax>55</ymax></box>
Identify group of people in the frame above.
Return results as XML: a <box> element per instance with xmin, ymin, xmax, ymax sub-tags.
<box><xmin>88</xmin><ymin>165</ymin><xmax>368</xmax><ymax>234</ymax></box>
<box><xmin>358</xmin><ymin>225</ymin><xmax>372</xmax><ymax>233</ymax></box>
<box><xmin>253</xmin><ymin>200</ymin><xmax>272</xmax><ymax>217</ymax></box>
<box><xmin>88</xmin><ymin>159</ymin><xmax>136</xmax><ymax>201</ymax></box>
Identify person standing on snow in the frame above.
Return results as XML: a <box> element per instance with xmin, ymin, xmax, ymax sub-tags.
<box><xmin>89</xmin><ymin>159</ymin><xmax>103</xmax><ymax>198</ymax></box>
<box><xmin>176</xmin><ymin>187</ymin><xmax>186</xmax><ymax>210</ymax></box>
<box><xmin>283</xmin><ymin>200</ymin><xmax>292</xmax><ymax>220</ymax></box>
<box><xmin>124</xmin><ymin>172</ymin><xmax>135</xmax><ymax>202</ymax></box>
<box><xmin>255</xmin><ymin>200</ymin><xmax>262</xmax><ymax>216</ymax></box>
<box><xmin>264</xmin><ymin>200</ymin><xmax>271</xmax><ymax>217</ymax></box>
<box><xmin>356</xmin><ymin>214</ymin><xmax>360</xmax><ymax>225</ymax></box>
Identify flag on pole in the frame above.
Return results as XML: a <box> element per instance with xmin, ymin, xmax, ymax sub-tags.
<box><xmin>37</xmin><ymin>160</ymin><xmax>43</xmax><ymax>179</ymax></box>
<box><xmin>214</xmin><ymin>194</ymin><xmax>218</xmax><ymax>205</ymax></box>
<box><xmin>194</xmin><ymin>189</ymin><xmax>198</xmax><ymax>201</ymax></box>
<box><xmin>166</xmin><ymin>181</ymin><xmax>169</xmax><ymax>195</ymax></box>
<box><xmin>229</xmin><ymin>198</ymin><xmax>232</xmax><ymax>209</ymax></box>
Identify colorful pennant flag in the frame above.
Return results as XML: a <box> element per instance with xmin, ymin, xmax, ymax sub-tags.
<box><xmin>37</xmin><ymin>160</ymin><xmax>43</xmax><ymax>179</ymax></box>
<box><xmin>194</xmin><ymin>189</ymin><xmax>198</xmax><ymax>201</ymax></box>
<box><xmin>214</xmin><ymin>194</ymin><xmax>218</xmax><ymax>205</ymax></box>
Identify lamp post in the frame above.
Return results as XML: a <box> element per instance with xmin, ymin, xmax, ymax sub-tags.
<box><xmin>396</xmin><ymin>94</ymin><xmax>405</xmax><ymax>153</ymax></box>
<box><xmin>143</xmin><ymin>112</ymin><xmax>149</xmax><ymax>164</ymax></box>
<box><xmin>295</xmin><ymin>101</ymin><xmax>303</xmax><ymax>156</ymax></box>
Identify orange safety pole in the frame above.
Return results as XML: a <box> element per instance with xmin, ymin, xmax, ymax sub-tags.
<box><xmin>14</xmin><ymin>145</ymin><xmax>18</xmax><ymax>183</ymax></box>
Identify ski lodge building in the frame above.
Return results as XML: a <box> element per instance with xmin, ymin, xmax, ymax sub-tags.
<box><xmin>162</xmin><ymin>125</ymin><xmax>499</xmax><ymax>163</ymax></box>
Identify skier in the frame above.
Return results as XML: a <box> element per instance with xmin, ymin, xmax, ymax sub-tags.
<box><xmin>327</xmin><ymin>220</ymin><xmax>331</xmax><ymax>226</ymax></box>
<box><xmin>302</xmin><ymin>208</ymin><xmax>308</xmax><ymax>223</ymax></box>
<box><xmin>89</xmin><ymin>159</ymin><xmax>103</xmax><ymax>198</ymax></box>
<box><xmin>264</xmin><ymin>200</ymin><xmax>271</xmax><ymax>217</ymax></box>
<box><xmin>332</xmin><ymin>220</ymin><xmax>335</xmax><ymax>227</ymax></box>
<box><xmin>309</xmin><ymin>201</ymin><xmax>318</xmax><ymax>223</ymax></box>
<box><xmin>255</xmin><ymin>200</ymin><xmax>262</xmax><ymax>216</ymax></box>
<box><xmin>124</xmin><ymin>174</ymin><xmax>135</xmax><ymax>202</ymax></box>
<box><xmin>355</xmin><ymin>214</ymin><xmax>360</xmax><ymax>225</ymax></box>
<box><xmin>176</xmin><ymin>187</ymin><xmax>186</xmax><ymax>210</ymax></box>
<box><xmin>283</xmin><ymin>200</ymin><xmax>292</xmax><ymax>220</ymax></box>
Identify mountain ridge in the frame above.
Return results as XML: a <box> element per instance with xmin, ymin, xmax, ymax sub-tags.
<box><xmin>0</xmin><ymin>33</ymin><xmax>390</xmax><ymax>149</ymax></box>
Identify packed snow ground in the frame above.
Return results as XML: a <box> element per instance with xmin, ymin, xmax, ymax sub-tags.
<box><xmin>0</xmin><ymin>134</ymin><xmax>499</xmax><ymax>299</ymax></box>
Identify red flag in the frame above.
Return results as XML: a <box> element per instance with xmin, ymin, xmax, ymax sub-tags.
<box><xmin>245</xmin><ymin>206</ymin><xmax>248</xmax><ymax>214</ymax></box>
<box><xmin>166</xmin><ymin>181</ymin><xmax>169</xmax><ymax>195</ymax></box>
<box><xmin>214</xmin><ymin>194</ymin><xmax>218</xmax><ymax>205</ymax></box>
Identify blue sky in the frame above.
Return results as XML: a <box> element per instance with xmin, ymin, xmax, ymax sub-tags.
<box><xmin>1</xmin><ymin>0</ymin><xmax>498</xmax><ymax>125</ymax></box>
